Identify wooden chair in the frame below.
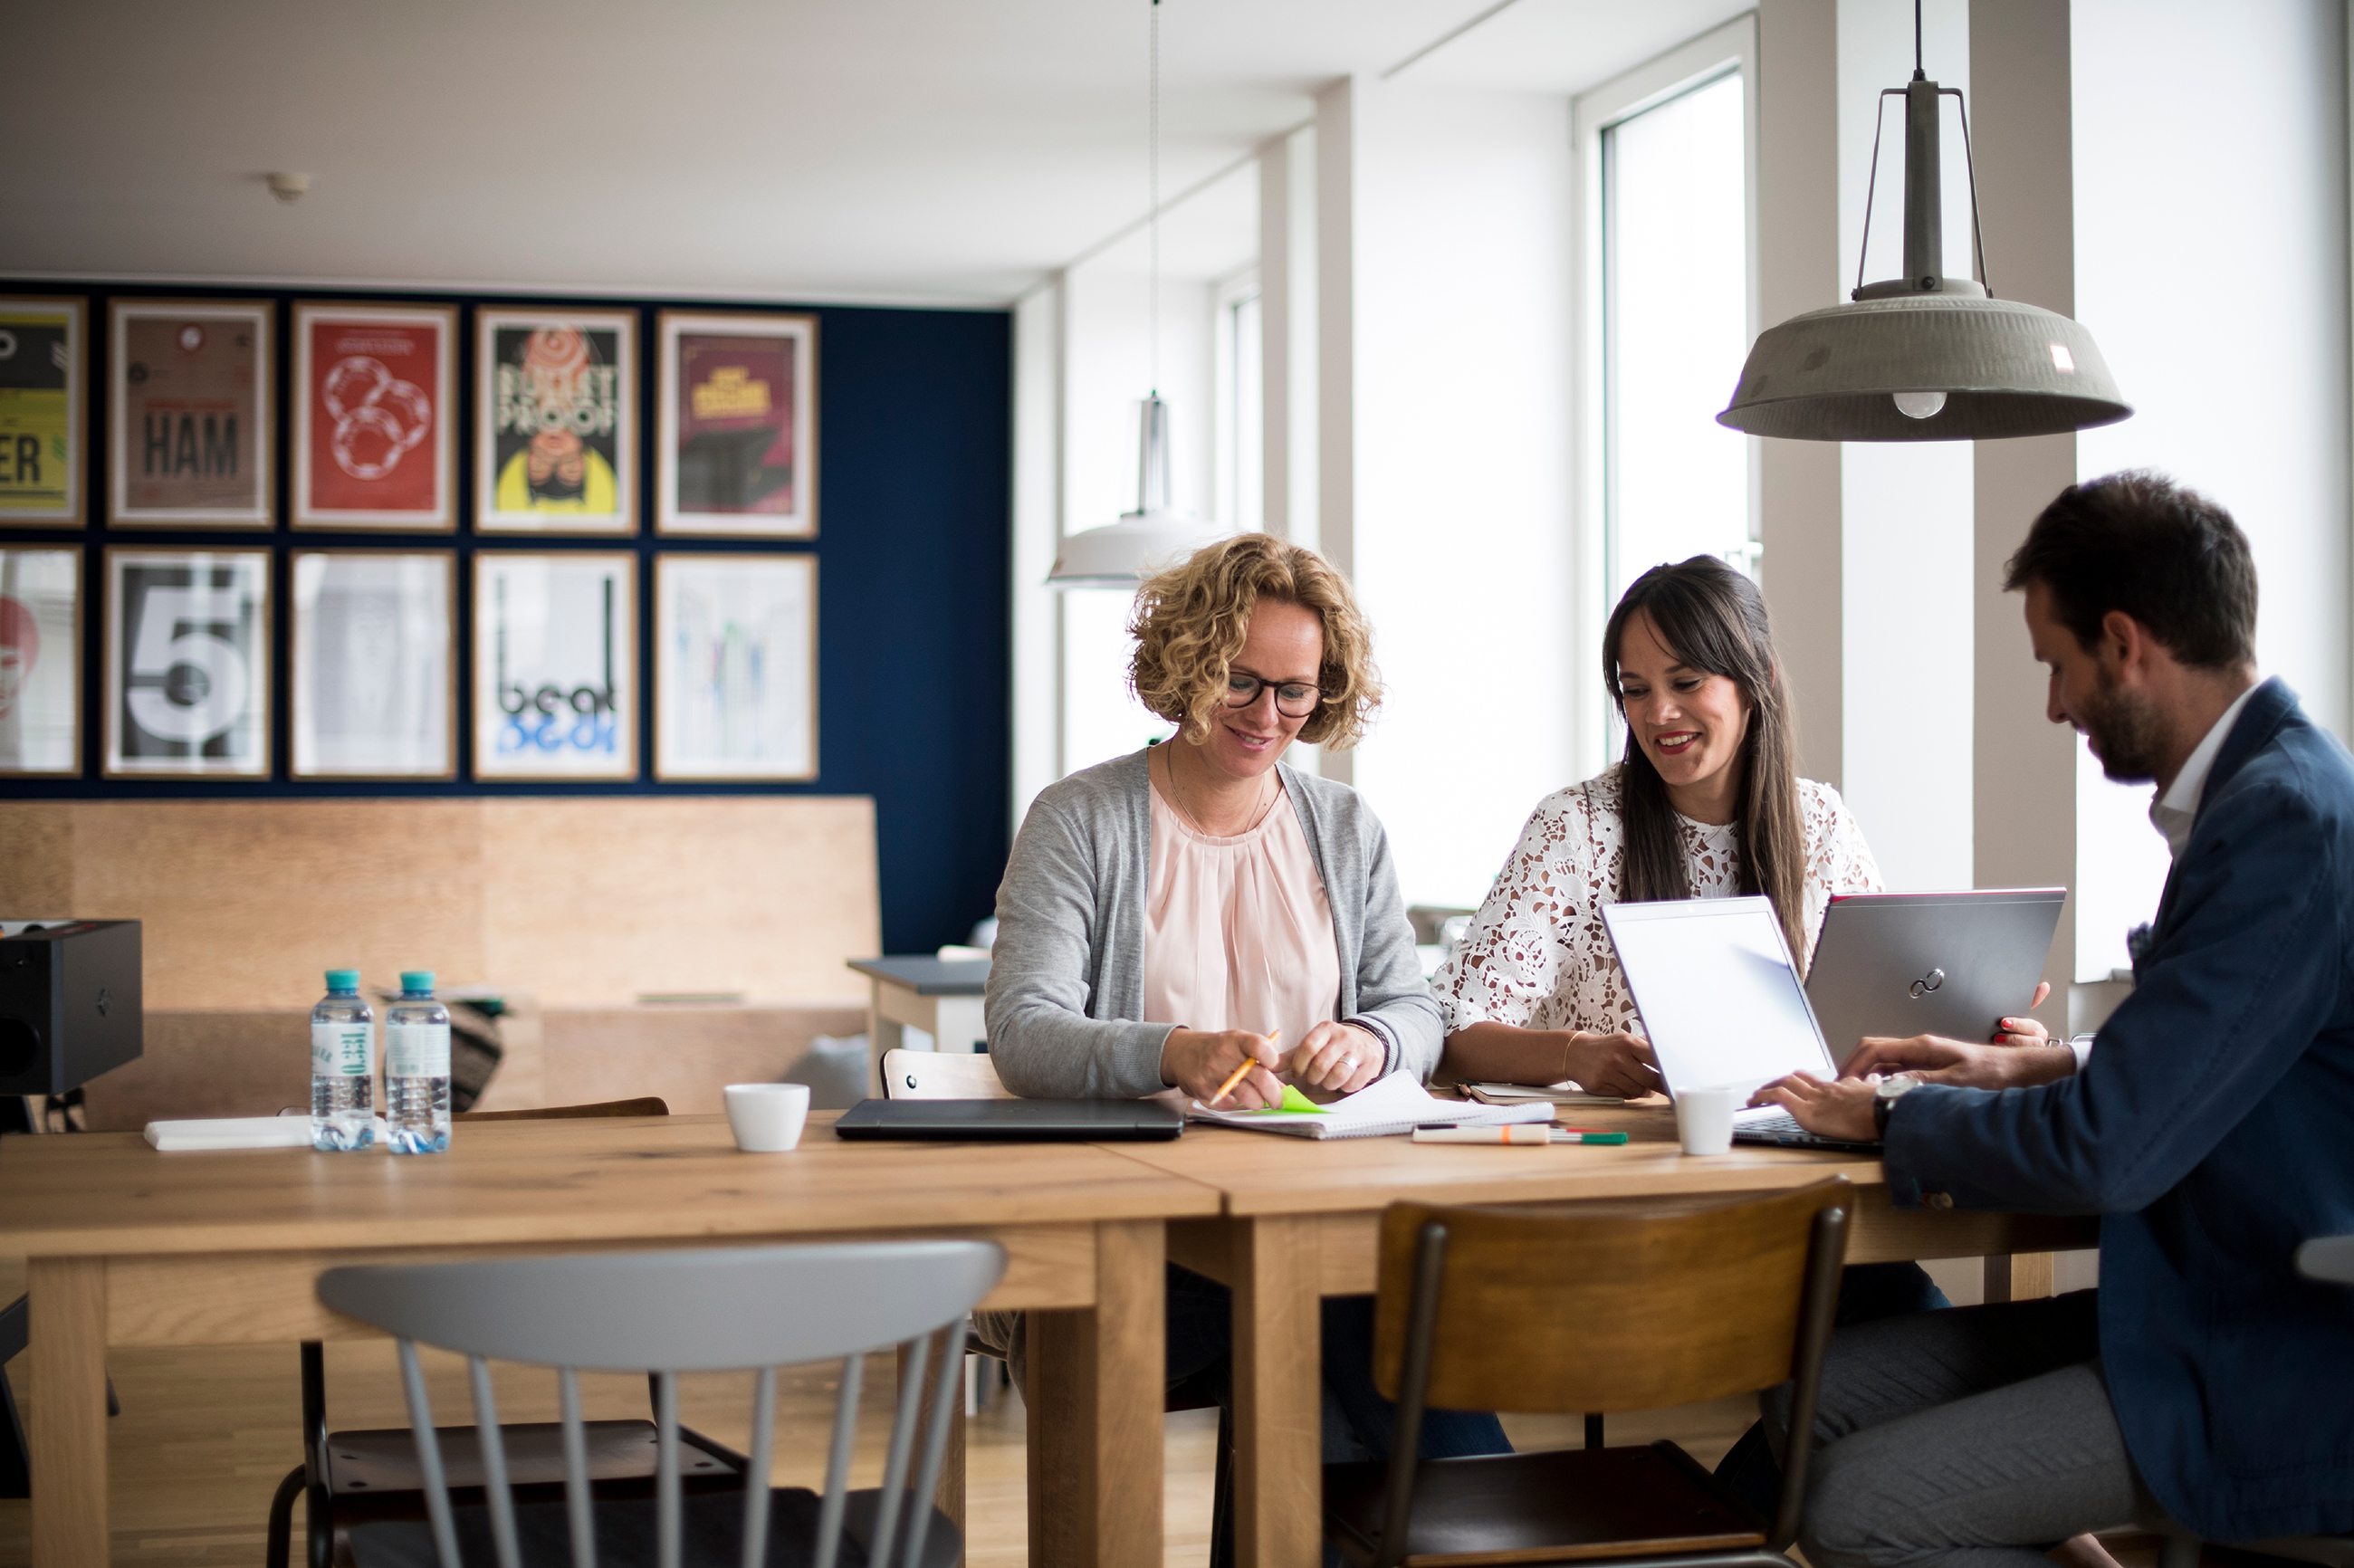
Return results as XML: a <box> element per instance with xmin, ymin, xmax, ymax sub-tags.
<box><xmin>266</xmin><ymin>1097</ymin><xmax>726</xmax><ymax>1568</ymax></box>
<box><xmin>1323</xmin><ymin>1178</ymin><xmax>1852</xmax><ymax>1568</ymax></box>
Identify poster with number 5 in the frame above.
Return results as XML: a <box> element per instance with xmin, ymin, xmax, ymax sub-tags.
<box><xmin>104</xmin><ymin>548</ymin><xmax>271</xmax><ymax>778</ymax></box>
<box><xmin>292</xmin><ymin>301</ymin><xmax>455</xmax><ymax>531</ymax></box>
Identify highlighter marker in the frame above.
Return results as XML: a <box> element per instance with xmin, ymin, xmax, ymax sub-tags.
<box><xmin>1411</xmin><ymin>1123</ymin><xmax>1555</xmax><ymax>1145</ymax></box>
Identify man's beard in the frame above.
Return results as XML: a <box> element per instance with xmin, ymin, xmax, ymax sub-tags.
<box><xmin>2079</xmin><ymin>673</ymin><xmax>2168</xmax><ymax>783</ymax></box>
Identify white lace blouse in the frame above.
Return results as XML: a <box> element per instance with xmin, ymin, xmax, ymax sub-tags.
<box><xmin>1433</xmin><ymin>765</ymin><xmax>1883</xmax><ymax>1037</ymax></box>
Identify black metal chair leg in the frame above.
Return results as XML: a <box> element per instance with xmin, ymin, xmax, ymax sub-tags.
<box><xmin>1210</xmin><ymin>1398</ymin><xmax>1237</xmax><ymax>1568</ymax></box>
<box><xmin>0</xmin><ymin>1362</ymin><xmax>26</xmax><ymax>1500</ymax></box>
<box><xmin>265</xmin><ymin>1463</ymin><xmax>306</xmax><ymax>1568</ymax></box>
<box><xmin>301</xmin><ymin>1341</ymin><xmax>333</xmax><ymax>1568</ymax></box>
<box><xmin>1584</xmin><ymin>1413</ymin><xmax>1605</xmax><ymax>1449</ymax></box>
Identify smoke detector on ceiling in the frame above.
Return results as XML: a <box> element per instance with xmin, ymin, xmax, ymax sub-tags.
<box><xmin>266</xmin><ymin>172</ymin><xmax>312</xmax><ymax>206</ymax></box>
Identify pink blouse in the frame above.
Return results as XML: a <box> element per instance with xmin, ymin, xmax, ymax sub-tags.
<box><xmin>1142</xmin><ymin>775</ymin><xmax>1344</xmax><ymax>1045</ymax></box>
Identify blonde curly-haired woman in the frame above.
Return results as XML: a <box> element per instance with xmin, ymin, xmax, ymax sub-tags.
<box><xmin>978</xmin><ymin>531</ymin><xmax>1507</xmax><ymax>1483</ymax></box>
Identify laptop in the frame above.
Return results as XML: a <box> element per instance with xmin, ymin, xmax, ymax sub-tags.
<box><xmin>1804</xmin><ymin>889</ymin><xmax>2065</xmax><ymax>1071</ymax></box>
<box><xmin>1600</xmin><ymin>896</ymin><xmax>1881</xmax><ymax>1152</ymax></box>
<box><xmin>834</xmin><ymin>1097</ymin><xmax>1185</xmax><ymax>1142</ymax></box>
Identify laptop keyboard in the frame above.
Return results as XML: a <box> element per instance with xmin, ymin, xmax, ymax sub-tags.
<box><xmin>1731</xmin><ymin>1105</ymin><xmax>1881</xmax><ymax>1149</ymax></box>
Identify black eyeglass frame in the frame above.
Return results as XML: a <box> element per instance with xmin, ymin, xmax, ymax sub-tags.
<box><xmin>1222</xmin><ymin>673</ymin><xmax>1326</xmax><ymax>719</ymax></box>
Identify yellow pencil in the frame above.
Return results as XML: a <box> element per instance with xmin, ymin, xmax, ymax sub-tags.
<box><xmin>1210</xmin><ymin>1029</ymin><xmax>1282</xmax><ymax>1106</ymax></box>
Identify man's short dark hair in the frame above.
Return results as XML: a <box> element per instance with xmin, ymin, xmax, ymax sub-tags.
<box><xmin>2003</xmin><ymin>470</ymin><xmax>2258</xmax><ymax>671</ymax></box>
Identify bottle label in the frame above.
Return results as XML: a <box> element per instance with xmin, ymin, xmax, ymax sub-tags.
<box><xmin>311</xmin><ymin>1024</ymin><xmax>372</xmax><ymax>1077</ymax></box>
<box><xmin>387</xmin><ymin>1023</ymin><xmax>451</xmax><ymax>1079</ymax></box>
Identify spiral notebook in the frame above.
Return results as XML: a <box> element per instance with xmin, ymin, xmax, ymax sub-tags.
<box><xmin>1187</xmin><ymin>1072</ymin><xmax>1555</xmax><ymax>1140</ymax></box>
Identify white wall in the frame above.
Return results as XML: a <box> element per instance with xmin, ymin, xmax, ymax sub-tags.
<box><xmin>1010</xmin><ymin>283</ymin><xmax>1063</xmax><ymax>828</ymax></box>
<box><xmin>1343</xmin><ymin>79</ymin><xmax>1579</xmax><ymax>909</ymax></box>
<box><xmin>1836</xmin><ymin>0</ymin><xmax>1976</xmax><ymax>892</ymax></box>
<box><xmin>2070</xmin><ymin>0</ymin><xmax>2350</xmax><ymax>978</ymax></box>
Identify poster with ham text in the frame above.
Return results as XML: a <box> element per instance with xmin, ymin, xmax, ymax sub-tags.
<box><xmin>292</xmin><ymin>302</ymin><xmax>455</xmax><ymax>531</ymax></box>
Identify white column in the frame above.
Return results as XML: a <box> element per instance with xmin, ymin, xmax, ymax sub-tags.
<box><xmin>1258</xmin><ymin>127</ymin><xmax>1318</xmax><ymax>551</ymax></box>
<box><xmin>1314</xmin><ymin>78</ymin><xmax>1359</xmax><ymax>788</ymax></box>
<box><xmin>1010</xmin><ymin>281</ymin><xmax>1065</xmax><ymax>817</ymax></box>
<box><xmin>1756</xmin><ymin>0</ymin><xmax>1847</xmax><ymax>788</ymax></box>
<box><xmin>1969</xmin><ymin>0</ymin><xmax>2075</xmax><ymax>1032</ymax></box>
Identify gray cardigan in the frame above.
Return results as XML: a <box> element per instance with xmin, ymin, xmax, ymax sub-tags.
<box><xmin>983</xmin><ymin>747</ymin><xmax>1442</xmax><ymax>1093</ymax></box>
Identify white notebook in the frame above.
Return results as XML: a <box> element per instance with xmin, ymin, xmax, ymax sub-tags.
<box><xmin>1188</xmin><ymin>1072</ymin><xmax>1556</xmax><ymax>1140</ymax></box>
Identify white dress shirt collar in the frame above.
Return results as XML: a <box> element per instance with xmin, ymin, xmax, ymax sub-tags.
<box><xmin>2149</xmin><ymin>683</ymin><xmax>2259</xmax><ymax>860</ymax></box>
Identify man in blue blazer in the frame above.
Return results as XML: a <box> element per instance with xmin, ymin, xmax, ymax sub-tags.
<box><xmin>1760</xmin><ymin>470</ymin><xmax>2354</xmax><ymax>1564</ymax></box>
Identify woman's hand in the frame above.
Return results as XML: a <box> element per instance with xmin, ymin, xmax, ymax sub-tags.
<box><xmin>1162</xmin><ymin>1027</ymin><xmax>1287</xmax><ymax>1109</ymax></box>
<box><xmin>1561</xmin><ymin>1030</ymin><xmax>1664</xmax><ymax>1099</ymax></box>
<box><xmin>1995</xmin><ymin>980</ymin><xmax>2053</xmax><ymax>1047</ymax></box>
<box><xmin>1283</xmin><ymin>1022</ymin><xmax>1384</xmax><ymax>1097</ymax></box>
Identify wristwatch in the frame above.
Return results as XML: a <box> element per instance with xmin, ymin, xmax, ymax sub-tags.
<box><xmin>1872</xmin><ymin>1072</ymin><xmax>1923</xmax><ymax>1138</ymax></box>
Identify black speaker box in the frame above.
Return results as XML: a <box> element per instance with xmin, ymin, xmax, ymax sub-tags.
<box><xmin>0</xmin><ymin>921</ymin><xmax>143</xmax><ymax>1096</ymax></box>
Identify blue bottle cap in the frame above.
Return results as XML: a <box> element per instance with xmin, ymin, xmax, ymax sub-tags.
<box><xmin>325</xmin><ymin>969</ymin><xmax>360</xmax><ymax>993</ymax></box>
<box><xmin>399</xmin><ymin>970</ymin><xmax>435</xmax><ymax>994</ymax></box>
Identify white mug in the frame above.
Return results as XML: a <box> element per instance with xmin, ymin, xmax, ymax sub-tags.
<box><xmin>725</xmin><ymin>1083</ymin><xmax>811</xmax><ymax>1152</ymax></box>
<box><xmin>1673</xmin><ymin>1085</ymin><xmax>1744</xmax><ymax>1156</ymax></box>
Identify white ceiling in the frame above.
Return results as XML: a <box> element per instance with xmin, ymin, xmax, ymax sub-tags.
<box><xmin>0</xmin><ymin>0</ymin><xmax>1749</xmax><ymax>306</ymax></box>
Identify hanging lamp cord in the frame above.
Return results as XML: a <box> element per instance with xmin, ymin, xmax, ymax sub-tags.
<box><xmin>1149</xmin><ymin>0</ymin><xmax>1161</xmax><ymax>398</ymax></box>
<box><xmin>1912</xmin><ymin>0</ymin><xmax>1925</xmax><ymax>80</ymax></box>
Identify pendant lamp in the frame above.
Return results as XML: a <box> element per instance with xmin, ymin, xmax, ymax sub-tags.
<box><xmin>1047</xmin><ymin>0</ymin><xmax>1228</xmax><ymax>588</ymax></box>
<box><xmin>1717</xmin><ymin>4</ymin><xmax>2129</xmax><ymax>442</ymax></box>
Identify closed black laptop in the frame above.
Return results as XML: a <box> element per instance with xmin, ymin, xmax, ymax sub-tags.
<box><xmin>834</xmin><ymin>1097</ymin><xmax>1185</xmax><ymax>1142</ymax></box>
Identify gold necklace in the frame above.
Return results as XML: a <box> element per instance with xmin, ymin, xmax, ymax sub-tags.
<box><xmin>1163</xmin><ymin>745</ymin><xmax>1276</xmax><ymax>837</ymax></box>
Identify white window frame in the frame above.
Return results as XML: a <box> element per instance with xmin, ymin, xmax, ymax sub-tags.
<box><xmin>1571</xmin><ymin>14</ymin><xmax>1760</xmax><ymax>778</ymax></box>
<box><xmin>1211</xmin><ymin>264</ymin><xmax>1262</xmax><ymax>531</ymax></box>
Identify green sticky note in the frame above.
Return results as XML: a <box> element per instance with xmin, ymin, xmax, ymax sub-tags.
<box><xmin>1258</xmin><ymin>1085</ymin><xmax>1327</xmax><ymax>1114</ymax></box>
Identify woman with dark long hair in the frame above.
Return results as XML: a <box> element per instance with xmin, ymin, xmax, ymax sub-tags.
<box><xmin>1434</xmin><ymin>555</ymin><xmax>1881</xmax><ymax>1094</ymax></box>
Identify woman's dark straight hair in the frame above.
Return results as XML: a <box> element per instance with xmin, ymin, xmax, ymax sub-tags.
<box><xmin>1603</xmin><ymin>556</ymin><xmax>1811</xmax><ymax>970</ymax></box>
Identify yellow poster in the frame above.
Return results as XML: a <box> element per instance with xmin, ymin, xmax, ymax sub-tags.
<box><xmin>0</xmin><ymin>301</ymin><xmax>81</xmax><ymax>523</ymax></box>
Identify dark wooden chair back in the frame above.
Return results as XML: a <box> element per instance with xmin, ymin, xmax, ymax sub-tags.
<box><xmin>1373</xmin><ymin>1178</ymin><xmax>1852</xmax><ymax>1417</ymax></box>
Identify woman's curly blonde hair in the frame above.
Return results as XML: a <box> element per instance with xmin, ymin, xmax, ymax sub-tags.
<box><xmin>1128</xmin><ymin>533</ymin><xmax>1382</xmax><ymax>751</ymax></box>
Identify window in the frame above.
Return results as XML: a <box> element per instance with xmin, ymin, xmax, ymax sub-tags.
<box><xmin>1214</xmin><ymin>270</ymin><xmax>1264</xmax><ymax>537</ymax></box>
<box><xmin>1601</xmin><ymin>68</ymin><xmax>1755</xmax><ymax>607</ymax></box>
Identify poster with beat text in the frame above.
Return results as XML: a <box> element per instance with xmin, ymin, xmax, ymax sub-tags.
<box><xmin>0</xmin><ymin>548</ymin><xmax>81</xmax><ymax>774</ymax></box>
<box><xmin>0</xmin><ymin>298</ymin><xmax>84</xmax><ymax>527</ymax></box>
<box><xmin>110</xmin><ymin>299</ymin><xmax>272</xmax><ymax>528</ymax></box>
<box><xmin>655</xmin><ymin>311</ymin><xmax>817</xmax><ymax>538</ymax></box>
<box><xmin>472</xmin><ymin>552</ymin><xmax>636</xmax><ymax>780</ymax></box>
<box><xmin>476</xmin><ymin>309</ymin><xmax>636</xmax><ymax>534</ymax></box>
<box><xmin>292</xmin><ymin>302</ymin><xmax>455</xmax><ymax>531</ymax></box>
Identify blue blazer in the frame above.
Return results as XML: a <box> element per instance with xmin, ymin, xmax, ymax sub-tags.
<box><xmin>1886</xmin><ymin>678</ymin><xmax>2354</xmax><ymax>1542</ymax></box>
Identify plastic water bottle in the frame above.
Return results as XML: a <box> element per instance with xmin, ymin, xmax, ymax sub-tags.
<box><xmin>310</xmin><ymin>970</ymin><xmax>375</xmax><ymax>1152</ymax></box>
<box><xmin>385</xmin><ymin>970</ymin><xmax>452</xmax><ymax>1154</ymax></box>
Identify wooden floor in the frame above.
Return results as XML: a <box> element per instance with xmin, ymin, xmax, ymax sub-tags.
<box><xmin>0</xmin><ymin>1323</ymin><xmax>1752</xmax><ymax>1567</ymax></box>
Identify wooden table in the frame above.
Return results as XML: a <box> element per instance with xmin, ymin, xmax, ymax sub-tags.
<box><xmin>848</xmin><ymin>957</ymin><xmax>992</xmax><ymax>1094</ymax></box>
<box><xmin>0</xmin><ymin>1112</ymin><xmax>1219</xmax><ymax>1568</ymax></box>
<box><xmin>1108</xmin><ymin>1103</ymin><xmax>2100</xmax><ymax>1568</ymax></box>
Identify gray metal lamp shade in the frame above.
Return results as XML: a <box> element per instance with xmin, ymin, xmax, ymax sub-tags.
<box><xmin>1718</xmin><ymin>292</ymin><xmax>2130</xmax><ymax>442</ymax></box>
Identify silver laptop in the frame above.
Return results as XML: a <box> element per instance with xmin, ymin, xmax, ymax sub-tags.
<box><xmin>1805</xmin><ymin>889</ymin><xmax>2065</xmax><ymax>1071</ymax></box>
<box><xmin>1599</xmin><ymin>896</ymin><xmax>1880</xmax><ymax>1152</ymax></box>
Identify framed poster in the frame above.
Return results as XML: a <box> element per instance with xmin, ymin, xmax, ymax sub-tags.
<box><xmin>655</xmin><ymin>311</ymin><xmax>818</xmax><ymax>538</ymax></box>
<box><xmin>473</xmin><ymin>551</ymin><xmax>636</xmax><ymax>780</ymax></box>
<box><xmin>0</xmin><ymin>297</ymin><xmax>84</xmax><ymax>527</ymax></box>
<box><xmin>655</xmin><ymin>552</ymin><xmax>816</xmax><ymax>780</ymax></box>
<box><xmin>103</xmin><ymin>547</ymin><xmax>271</xmax><ymax>778</ymax></box>
<box><xmin>292</xmin><ymin>550</ymin><xmax>455</xmax><ymax>779</ymax></box>
<box><xmin>108</xmin><ymin>299</ymin><xmax>272</xmax><ymax>529</ymax></box>
<box><xmin>292</xmin><ymin>301</ymin><xmax>455</xmax><ymax>531</ymax></box>
<box><xmin>476</xmin><ymin>308</ymin><xmax>636</xmax><ymax>535</ymax></box>
<box><xmin>0</xmin><ymin>548</ymin><xmax>81</xmax><ymax>775</ymax></box>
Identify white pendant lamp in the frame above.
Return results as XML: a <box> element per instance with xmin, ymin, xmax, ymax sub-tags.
<box><xmin>1047</xmin><ymin>0</ymin><xmax>1227</xmax><ymax>588</ymax></box>
<box><xmin>1717</xmin><ymin>3</ymin><xmax>2129</xmax><ymax>442</ymax></box>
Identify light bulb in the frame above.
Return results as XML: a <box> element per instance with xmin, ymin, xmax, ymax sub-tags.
<box><xmin>1893</xmin><ymin>390</ymin><xmax>1947</xmax><ymax>420</ymax></box>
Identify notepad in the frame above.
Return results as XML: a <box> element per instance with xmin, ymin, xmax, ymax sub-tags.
<box><xmin>1188</xmin><ymin>1072</ymin><xmax>1555</xmax><ymax>1140</ymax></box>
<box><xmin>144</xmin><ymin>1116</ymin><xmax>315</xmax><ymax>1152</ymax></box>
<box><xmin>1461</xmin><ymin>1081</ymin><xmax>1627</xmax><ymax>1108</ymax></box>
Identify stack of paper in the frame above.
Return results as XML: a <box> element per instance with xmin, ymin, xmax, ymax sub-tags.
<box><xmin>1189</xmin><ymin>1073</ymin><xmax>1556</xmax><ymax>1140</ymax></box>
<box><xmin>1461</xmin><ymin>1081</ymin><xmax>1626</xmax><ymax>1107</ymax></box>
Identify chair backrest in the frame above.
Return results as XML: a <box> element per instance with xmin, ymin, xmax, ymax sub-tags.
<box><xmin>455</xmin><ymin>1096</ymin><xmax>670</xmax><ymax>1122</ymax></box>
<box><xmin>1366</xmin><ymin>1180</ymin><xmax>1850</xmax><ymax>1558</ymax></box>
<box><xmin>880</xmin><ymin>1048</ymin><xmax>1012</xmax><ymax>1100</ymax></box>
<box><xmin>318</xmin><ymin>1239</ymin><xmax>1005</xmax><ymax>1568</ymax></box>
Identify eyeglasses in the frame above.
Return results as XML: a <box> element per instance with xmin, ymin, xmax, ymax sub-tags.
<box><xmin>1224</xmin><ymin>673</ymin><xmax>1324</xmax><ymax>718</ymax></box>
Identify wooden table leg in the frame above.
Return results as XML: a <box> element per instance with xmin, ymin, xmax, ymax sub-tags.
<box><xmin>1028</xmin><ymin>1219</ymin><xmax>1165</xmax><ymax>1568</ymax></box>
<box><xmin>29</xmin><ymin>1256</ymin><xmax>109</xmax><ymax>1568</ymax></box>
<box><xmin>1231</xmin><ymin>1215</ymin><xmax>1323</xmax><ymax>1568</ymax></box>
<box><xmin>1985</xmin><ymin>1251</ymin><xmax>2056</xmax><ymax>1304</ymax></box>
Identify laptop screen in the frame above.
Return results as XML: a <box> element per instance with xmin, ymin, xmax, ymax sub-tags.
<box><xmin>1601</xmin><ymin>896</ymin><xmax>1836</xmax><ymax>1099</ymax></box>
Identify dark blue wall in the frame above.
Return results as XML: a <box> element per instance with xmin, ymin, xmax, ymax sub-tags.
<box><xmin>0</xmin><ymin>282</ymin><xmax>1012</xmax><ymax>955</ymax></box>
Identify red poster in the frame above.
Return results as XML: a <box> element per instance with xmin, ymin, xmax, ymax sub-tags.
<box><xmin>293</xmin><ymin>304</ymin><xmax>454</xmax><ymax>529</ymax></box>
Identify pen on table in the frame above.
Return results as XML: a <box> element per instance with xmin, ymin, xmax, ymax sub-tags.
<box><xmin>1410</xmin><ymin>1123</ymin><xmax>1631</xmax><ymax>1145</ymax></box>
<box><xmin>1209</xmin><ymin>1029</ymin><xmax>1281</xmax><ymax>1106</ymax></box>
